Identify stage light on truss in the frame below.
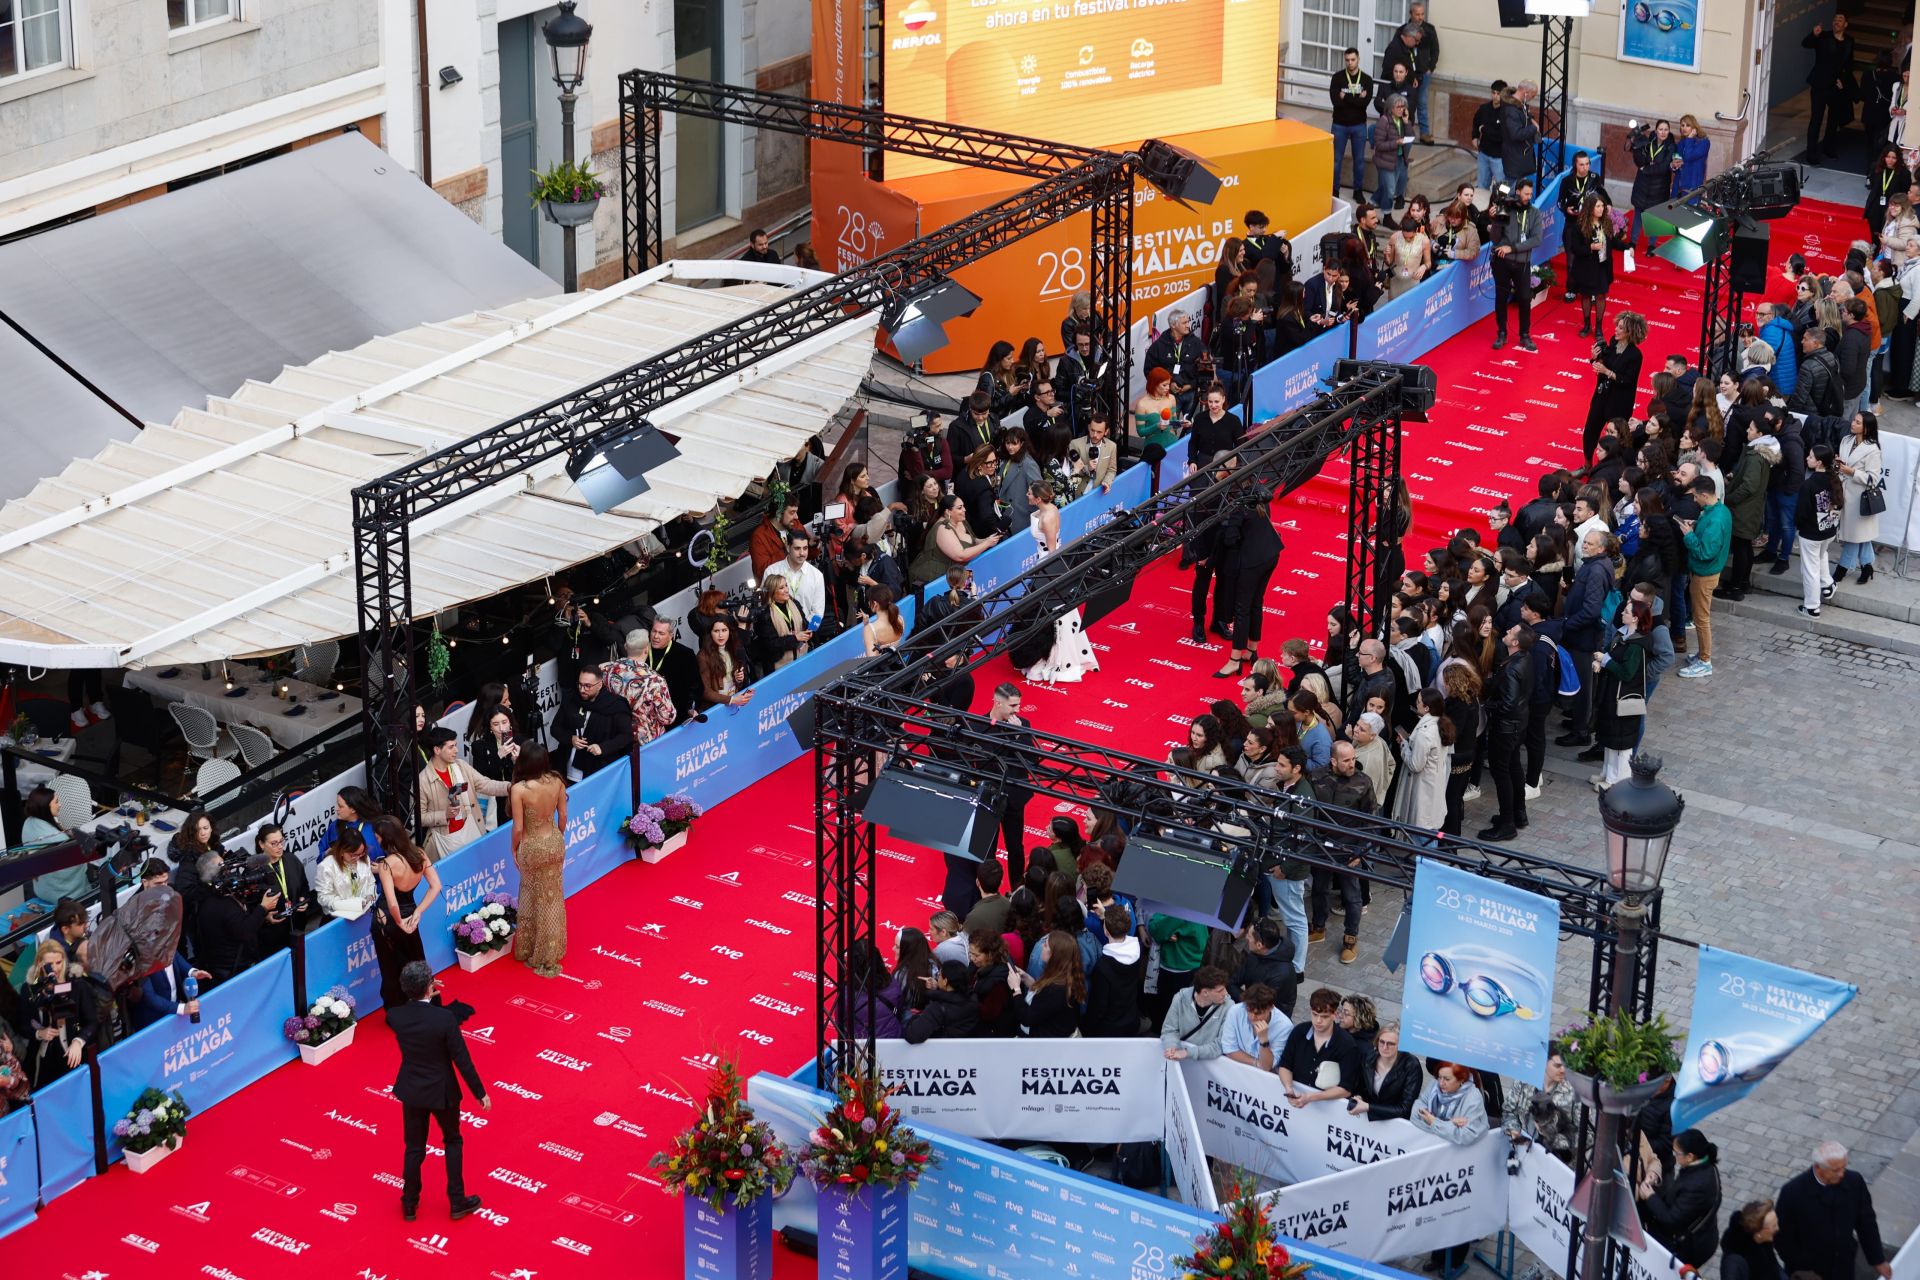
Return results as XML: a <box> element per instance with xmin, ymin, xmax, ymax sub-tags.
<box><xmin>861</xmin><ymin>764</ymin><xmax>1003</xmax><ymax>862</ymax></box>
<box><xmin>1333</xmin><ymin>359</ymin><xmax>1437</xmax><ymax>421</ymax></box>
<box><xmin>1646</xmin><ymin>202</ymin><xmax>1725</xmax><ymax>272</ymax></box>
<box><xmin>1113</xmin><ymin>831</ymin><xmax>1259</xmax><ymax>931</ymax></box>
<box><xmin>879</xmin><ymin>275</ymin><xmax>984</xmax><ymax>364</ymax></box>
<box><xmin>566</xmin><ymin>420</ymin><xmax>680</xmax><ymax>514</ymax></box>
<box><xmin>1138</xmin><ymin>138</ymin><xmax>1223</xmax><ymax>207</ymax></box>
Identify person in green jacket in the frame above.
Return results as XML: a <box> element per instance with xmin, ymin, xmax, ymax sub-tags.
<box><xmin>1146</xmin><ymin>912</ymin><xmax>1210</xmax><ymax>1030</ymax></box>
<box><xmin>1718</xmin><ymin>424</ymin><xmax>1772</xmax><ymax>601</ymax></box>
<box><xmin>1677</xmin><ymin>476</ymin><xmax>1731</xmax><ymax>679</ymax></box>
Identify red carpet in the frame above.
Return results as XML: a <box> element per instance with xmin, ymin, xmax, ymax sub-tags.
<box><xmin>12</xmin><ymin>200</ymin><xmax>1857</xmax><ymax>1280</ymax></box>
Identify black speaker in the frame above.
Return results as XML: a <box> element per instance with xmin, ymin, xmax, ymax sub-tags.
<box><xmin>1497</xmin><ymin>0</ymin><xmax>1536</xmax><ymax>27</ymax></box>
<box><xmin>1730</xmin><ymin>218</ymin><xmax>1769</xmax><ymax>292</ymax></box>
<box><xmin>1113</xmin><ymin>834</ymin><xmax>1259</xmax><ymax>931</ymax></box>
<box><xmin>861</xmin><ymin>767</ymin><xmax>1003</xmax><ymax>862</ymax></box>
<box><xmin>1139</xmin><ymin>138</ymin><xmax>1222</xmax><ymax>207</ymax></box>
<box><xmin>1742</xmin><ymin>164</ymin><xmax>1801</xmax><ymax>222</ymax></box>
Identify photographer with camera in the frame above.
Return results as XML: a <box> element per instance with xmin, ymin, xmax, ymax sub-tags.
<box><xmin>1629</xmin><ymin>119</ymin><xmax>1680</xmax><ymax>255</ymax></box>
<box><xmin>249</xmin><ymin>825</ymin><xmax>313</xmax><ymax>955</ymax></box>
<box><xmin>899</xmin><ymin>413</ymin><xmax>953</xmax><ymax>486</ymax></box>
<box><xmin>24</xmin><ymin>938</ymin><xmax>96</xmax><ymax>1088</ymax></box>
<box><xmin>1068</xmin><ymin>410</ymin><xmax>1118</xmax><ymax>497</ymax></box>
<box><xmin>192</xmin><ymin>851</ymin><xmax>277</xmax><ymax>987</ymax></box>
<box><xmin>545</xmin><ymin>577</ymin><xmax>619</xmax><ymax>683</ymax></box>
<box><xmin>1489</xmin><ymin>176</ymin><xmax>1543</xmax><ymax>353</ymax></box>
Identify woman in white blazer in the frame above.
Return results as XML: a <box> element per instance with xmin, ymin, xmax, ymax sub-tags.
<box><xmin>1834</xmin><ymin>411</ymin><xmax>1885</xmax><ymax>585</ymax></box>
<box><xmin>1395</xmin><ymin>688</ymin><xmax>1453</xmax><ymax>832</ymax></box>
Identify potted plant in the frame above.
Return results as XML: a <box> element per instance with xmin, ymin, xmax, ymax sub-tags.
<box><xmin>1173</xmin><ymin>1181</ymin><xmax>1316</xmax><ymax>1280</ymax></box>
<box><xmin>800</xmin><ymin>1073</ymin><xmax>935</xmax><ymax>1280</ymax></box>
<box><xmin>1559</xmin><ymin>1009</ymin><xmax>1681</xmax><ymax>1113</ymax></box>
<box><xmin>8</xmin><ymin>712</ymin><xmax>35</xmax><ymax>746</ymax></box>
<box><xmin>1530</xmin><ymin>261</ymin><xmax>1559</xmax><ymax>301</ymax></box>
<box><xmin>533</xmin><ymin>159</ymin><xmax>607</xmax><ymax>227</ymax></box>
<box><xmin>651</xmin><ymin>1058</ymin><xmax>795</xmax><ymax>1280</ymax></box>
<box><xmin>453</xmin><ymin>892</ymin><xmax>518</xmax><ymax>971</ymax></box>
<box><xmin>624</xmin><ymin>795</ymin><xmax>702</xmax><ymax>863</ymax></box>
<box><xmin>284</xmin><ymin>985</ymin><xmax>359</xmax><ymax>1065</ymax></box>
<box><xmin>114</xmin><ymin>1087</ymin><xmax>192</xmax><ymax>1172</ymax></box>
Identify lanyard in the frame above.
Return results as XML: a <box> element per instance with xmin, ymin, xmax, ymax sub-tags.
<box><xmin>1650</xmin><ymin>144</ymin><xmax>1667</xmax><ymax>164</ymax></box>
<box><xmin>1883</xmin><ymin>168</ymin><xmax>1897</xmax><ymax>196</ymax></box>
<box><xmin>648</xmin><ymin>645</ymin><xmax>666</xmax><ymax>672</ymax></box>
<box><xmin>1345</xmin><ymin>70</ymin><xmax>1361</xmax><ymax>94</ymax></box>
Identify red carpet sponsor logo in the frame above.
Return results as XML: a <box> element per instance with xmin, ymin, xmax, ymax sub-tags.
<box><xmin>562</xmin><ymin>1192</ymin><xmax>637</xmax><ymax>1225</ymax></box>
<box><xmin>790</xmin><ymin>968</ymin><xmax>815</xmax><ymax>983</ymax></box>
<box><xmin>324</xmin><ymin>1109</ymin><xmax>379</xmax><ymax>1135</ymax></box>
<box><xmin>250</xmin><ymin>1228</ymin><xmax>310</xmax><ymax>1255</ymax></box>
<box><xmin>278</xmin><ymin>1137</ymin><xmax>328</xmax><ymax>1159</ymax></box>
<box><xmin>540</xmin><ymin>1141</ymin><xmax>586</xmax><ymax>1163</ymax></box>
<box><xmin>745</xmin><ymin>843</ymin><xmax>809</xmax><ymax>867</ymax></box>
<box><xmin>489</xmin><ymin>1270</ymin><xmax>540</xmax><ymax>1279</ymax></box>
<box><xmin>474</xmin><ymin>1207</ymin><xmax>511</xmax><ymax>1226</ymax></box>
<box><xmin>122</xmin><ymin>1233</ymin><xmax>160</xmax><ymax>1253</ymax></box>
<box><xmin>640</xmin><ymin>1080</ymin><xmax>695</xmax><ymax>1105</ymax></box>
<box><xmin>164</xmin><ymin>1010</ymin><xmax>237</xmax><ymax>1075</ymax></box>
<box><xmin>877</xmin><ymin>845</ymin><xmax>915</xmax><ymax>863</ymax></box>
<box><xmin>628</xmin><ymin>921</ymin><xmax>670</xmax><ymax>940</ymax></box>
<box><xmin>231</xmin><ymin>1165</ymin><xmax>301</xmax><ymax>1195</ymax></box>
<box><xmin>1075</xmin><ymin>719</ymin><xmax>1117</xmax><ymax>733</ymax></box>
<box><xmin>711</xmin><ymin>943</ymin><xmax>744</xmax><ymax>959</ymax></box>
<box><xmin>592</xmin><ymin>1111</ymin><xmax>648</xmax><ymax>1137</ymax></box>
<box><xmin>643</xmin><ymin>999</ymin><xmax>687</xmax><ymax>1017</ymax></box>
<box><xmin>706</xmin><ymin>869</ymin><xmax>744</xmax><ymax>888</ymax></box>
<box><xmin>680</xmin><ymin>971</ymin><xmax>709</xmax><ymax>985</ymax></box>
<box><xmin>669</xmin><ymin>894</ymin><xmax>704</xmax><ymax>910</ymax></box>
<box><xmin>683</xmin><ymin>1051</ymin><xmax>720</xmax><ymax>1071</ymax></box>
<box><xmin>508</xmin><ymin>995</ymin><xmax>579</xmax><ymax>1023</ymax></box>
<box><xmin>781</xmin><ymin>889</ymin><xmax>817</xmax><ymax>907</ymax></box>
<box><xmin>319</xmin><ymin>1201</ymin><xmax>358</xmax><ymax>1222</ymax></box>
<box><xmin>408</xmin><ymin>1231</ymin><xmax>451</xmax><ymax>1256</ymax></box>
<box><xmin>202</xmin><ymin>1267</ymin><xmax>248</xmax><ymax>1280</ymax></box>
<box><xmin>745</xmin><ymin>917</ymin><xmax>791</xmax><ymax>936</ymax></box>
<box><xmin>372</xmin><ymin>1171</ymin><xmax>404</xmax><ymax>1189</ymax></box>
<box><xmin>1146</xmin><ymin>658</ymin><xmax>1188</xmax><ymax>671</ymax></box>
<box><xmin>1100</xmin><ymin>698</ymin><xmax>1129</xmax><ymax>709</ymax></box>
<box><xmin>1123</xmin><ymin>677</ymin><xmax>1153</xmax><ymax>690</ymax></box>
<box><xmin>493</xmin><ymin>1080</ymin><xmax>543</xmax><ymax>1101</ymax></box>
<box><xmin>555</xmin><ymin>1236</ymin><xmax>593</xmax><ymax>1256</ymax></box>
<box><xmin>489</xmin><ymin>1167</ymin><xmax>548</xmax><ymax>1194</ymax></box>
<box><xmin>750</xmin><ymin>993</ymin><xmax>804</xmax><ymax>1017</ymax></box>
<box><xmin>674</xmin><ymin>733</ymin><xmax>728</xmax><ymax>780</ymax></box>
<box><xmin>590</xmin><ymin>944</ymin><xmax>644</xmax><ymax>969</ymax></box>
<box><xmin>173</xmin><ymin>1198</ymin><xmax>214</xmax><ymax>1222</ymax></box>
<box><xmin>464</xmin><ymin>1024</ymin><xmax>498</xmax><ymax>1044</ymax></box>
<box><xmin>442</xmin><ymin>856</ymin><xmax>511</xmax><ymax>918</ymax></box>
<box><xmin>598</xmin><ymin>1024</ymin><xmax>633</xmax><ymax>1042</ymax></box>
<box><xmin>537</xmin><ymin>1049</ymin><xmax>592</xmax><ymax>1071</ymax></box>
<box><xmin>740</xmin><ymin>1029</ymin><xmax>775</xmax><ymax>1045</ymax></box>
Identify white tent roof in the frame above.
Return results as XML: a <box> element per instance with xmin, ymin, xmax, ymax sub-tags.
<box><xmin>0</xmin><ymin>261</ymin><xmax>876</xmax><ymax>669</ymax></box>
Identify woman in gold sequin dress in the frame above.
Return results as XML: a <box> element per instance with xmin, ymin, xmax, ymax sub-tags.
<box><xmin>509</xmin><ymin>741</ymin><xmax>568</xmax><ymax>978</ymax></box>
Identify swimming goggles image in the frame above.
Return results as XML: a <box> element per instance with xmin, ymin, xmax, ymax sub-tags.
<box><xmin>1694</xmin><ymin>1034</ymin><xmax>1782</xmax><ymax>1087</ymax></box>
<box><xmin>1419</xmin><ymin>950</ymin><xmax>1543</xmax><ymax>1020</ymax></box>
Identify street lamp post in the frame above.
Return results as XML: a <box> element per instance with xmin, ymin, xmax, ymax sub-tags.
<box><xmin>542</xmin><ymin>0</ymin><xmax>593</xmax><ymax>292</ymax></box>
<box><xmin>1582</xmin><ymin>754</ymin><xmax>1685</xmax><ymax>1280</ymax></box>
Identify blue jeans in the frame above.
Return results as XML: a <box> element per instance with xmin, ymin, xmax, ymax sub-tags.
<box><xmin>1410</xmin><ymin>78</ymin><xmax>1431</xmax><ymax>136</ymax></box>
<box><xmin>1375</xmin><ymin>157</ymin><xmax>1407</xmax><ymax>211</ymax></box>
<box><xmin>1668</xmin><ymin>573</ymin><xmax>1689</xmax><ymax>647</ymax></box>
<box><xmin>1475</xmin><ymin>151</ymin><xmax>1505</xmax><ymax>191</ymax></box>
<box><xmin>1333</xmin><ymin>123</ymin><xmax>1370</xmax><ymax>196</ymax></box>
<box><xmin>1838</xmin><ymin>540</ymin><xmax>1877</xmax><ymax>569</ymax></box>
<box><xmin>1270</xmin><ymin>876</ymin><xmax>1309</xmax><ymax>978</ymax></box>
<box><xmin>1764</xmin><ymin>489</ymin><xmax>1798</xmax><ymax>559</ymax></box>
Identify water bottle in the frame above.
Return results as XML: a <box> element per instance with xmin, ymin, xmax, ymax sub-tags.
<box><xmin>183</xmin><ymin>972</ymin><xmax>200</xmax><ymax>1024</ymax></box>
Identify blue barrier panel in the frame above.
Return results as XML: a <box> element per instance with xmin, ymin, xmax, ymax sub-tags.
<box><xmin>32</xmin><ymin>1058</ymin><xmax>95</xmax><ymax>1200</ymax></box>
<box><xmin>0</xmin><ymin>1105</ymin><xmax>38</xmax><ymax>1234</ymax></box>
<box><xmin>421</xmin><ymin>829</ymin><xmax>520</xmax><ymax>973</ymax></box>
<box><xmin>95</xmin><ymin>950</ymin><xmax>299</xmax><ymax>1165</ymax></box>
<box><xmin>1252</xmin><ymin>324</ymin><xmax>1352</xmax><ymax>420</ymax></box>
<box><xmin>303</xmin><ymin>912</ymin><xmax>380</xmax><ymax>1016</ymax></box>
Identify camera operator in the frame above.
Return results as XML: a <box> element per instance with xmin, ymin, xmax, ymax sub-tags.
<box><xmin>1144</xmin><ymin>311</ymin><xmax>1207</xmax><ymax>418</ymax></box>
<box><xmin>1055</xmin><ymin>330</ymin><xmax>1104</xmax><ymax>435</ymax></box>
<box><xmin>898</xmin><ymin>413</ymin><xmax>953</xmax><ymax>486</ymax></box>
<box><xmin>1489</xmin><ymin>176</ymin><xmax>1543</xmax><ymax>353</ymax></box>
<box><xmin>546</xmin><ymin>577</ymin><xmax>619</xmax><ymax>683</ymax></box>
<box><xmin>842</xmin><ymin>529</ymin><xmax>904</xmax><ymax>614</ymax></box>
<box><xmin>948</xmin><ymin>391</ymin><xmax>998</xmax><ymax>463</ymax></box>
<box><xmin>192</xmin><ymin>852</ymin><xmax>277</xmax><ymax>987</ymax></box>
<box><xmin>1068</xmin><ymin>410</ymin><xmax>1118</xmax><ymax>497</ymax></box>
<box><xmin>249</xmin><ymin>824</ymin><xmax>313</xmax><ymax>955</ymax></box>
<box><xmin>24</xmin><ymin>938</ymin><xmax>97</xmax><ymax>1088</ymax></box>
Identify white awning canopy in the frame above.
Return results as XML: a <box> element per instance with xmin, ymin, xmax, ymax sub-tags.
<box><xmin>0</xmin><ymin>261</ymin><xmax>876</xmax><ymax>669</ymax></box>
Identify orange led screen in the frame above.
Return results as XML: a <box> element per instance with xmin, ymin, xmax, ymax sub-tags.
<box><xmin>881</xmin><ymin>0</ymin><xmax>1282</xmax><ymax>178</ymax></box>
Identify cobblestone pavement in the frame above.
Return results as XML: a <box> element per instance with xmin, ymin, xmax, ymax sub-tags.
<box><xmin>1301</xmin><ymin>613</ymin><xmax>1920</xmax><ymax>1253</ymax></box>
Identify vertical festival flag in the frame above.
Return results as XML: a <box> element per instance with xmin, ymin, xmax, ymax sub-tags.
<box><xmin>1399</xmin><ymin>862</ymin><xmax>1561</xmax><ymax>1087</ymax></box>
<box><xmin>1670</xmin><ymin>946</ymin><xmax>1857</xmax><ymax>1132</ymax></box>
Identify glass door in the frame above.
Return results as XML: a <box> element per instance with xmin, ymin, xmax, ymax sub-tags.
<box><xmin>674</xmin><ymin>0</ymin><xmax>725</xmax><ymax>232</ymax></box>
<box><xmin>1285</xmin><ymin>0</ymin><xmax>1362</xmax><ymax>108</ymax></box>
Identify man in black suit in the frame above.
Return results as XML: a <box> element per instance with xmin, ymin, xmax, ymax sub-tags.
<box><xmin>249</xmin><ymin>824</ymin><xmax>313</xmax><ymax>955</ymax></box>
<box><xmin>389</xmin><ymin>961</ymin><xmax>488</xmax><ymax>1222</ymax></box>
<box><xmin>644</xmin><ymin>615</ymin><xmax>701</xmax><ymax>720</ymax></box>
<box><xmin>551</xmin><ymin>666</ymin><xmax>634</xmax><ymax>782</ymax></box>
<box><xmin>1802</xmin><ymin>14</ymin><xmax>1856</xmax><ymax>162</ymax></box>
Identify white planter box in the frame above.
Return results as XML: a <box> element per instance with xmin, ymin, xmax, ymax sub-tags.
<box><xmin>297</xmin><ymin>1022</ymin><xmax>356</xmax><ymax>1065</ymax></box>
<box><xmin>641</xmin><ymin>830</ymin><xmax>689</xmax><ymax>864</ymax></box>
<box><xmin>124</xmin><ymin>1135</ymin><xmax>181</xmax><ymax>1173</ymax></box>
<box><xmin>457</xmin><ymin>944</ymin><xmax>510</xmax><ymax>972</ymax></box>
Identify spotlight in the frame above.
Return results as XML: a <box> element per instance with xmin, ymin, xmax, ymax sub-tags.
<box><xmin>1646</xmin><ymin>201</ymin><xmax>1724</xmax><ymax>272</ymax></box>
<box><xmin>1138</xmin><ymin>138</ymin><xmax>1223</xmax><ymax>207</ymax></box>
<box><xmin>1333</xmin><ymin>359</ymin><xmax>1437</xmax><ymax>421</ymax></box>
<box><xmin>861</xmin><ymin>764</ymin><xmax>1003</xmax><ymax>862</ymax></box>
<box><xmin>879</xmin><ymin>276</ymin><xmax>983</xmax><ymax>364</ymax></box>
<box><xmin>566</xmin><ymin>420</ymin><xmax>680</xmax><ymax>514</ymax></box>
<box><xmin>1113</xmin><ymin>831</ymin><xmax>1258</xmax><ymax>931</ymax></box>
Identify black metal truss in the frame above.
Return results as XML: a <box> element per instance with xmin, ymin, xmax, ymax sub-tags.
<box><xmin>1089</xmin><ymin>181</ymin><xmax>1135</xmax><ymax>458</ymax></box>
<box><xmin>350</xmin><ymin>480</ymin><xmax>418</xmax><ymax>829</ymax></box>
<box><xmin>1342</xmin><ymin>389</ymin><xmax>1402</xmax><ymax>637</ymax></box>
<box><xmin>813</xmin><ymin>693</ymin><xmax>879</xmax><ymax>1087</ymax></box>
<box><xmin>619</xmin><ymin>82</ymin><xmax>663</xmax><ymax>274</ymax></box>
<box><xmin>1697</xmin><ymin>245</ymin><xmax>1745</xmax><ymax>379</ymax></box>
<box><xmin>1538</xmin><ymin>16</ymin><xmax>1574</xmax><ymax>181</ymax></box>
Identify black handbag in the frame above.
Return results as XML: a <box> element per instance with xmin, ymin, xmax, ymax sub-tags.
<box><xmin>1861</xmin><ymin>482</ymin><xmax>1888</xmax><ymax>517</ymax></box>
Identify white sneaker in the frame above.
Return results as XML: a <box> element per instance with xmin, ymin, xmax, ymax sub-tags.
<box><xmin>1524</xmin><ymin>783</ymin><xmax>1542</xmax><ymax>801</ymax></box>
<box><xmin>90</xmin><ymin>701</ymin><xmax>110</xmax><ymax>721</ymax></box>
<box><xmin>69</xmin><ymin>709</ymin><xmax>87</xmax><ymax>730</ymax></box>
<box><xmin>1462</xmin><ymin>785</ymin><xmax>1482</xmax><ymax>802</ymax></box>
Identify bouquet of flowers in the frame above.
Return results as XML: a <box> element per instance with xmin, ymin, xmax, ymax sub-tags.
<box><xmin>283</xmin><ymin>985</ymin><xmax>357</xmax><ymax>1046</ymax></box>
<box><xmin>650</xmin><ymin>1059</ymin><xmax>795</xmax><ymax>1213</ymax></box>
<box><xmin>113</xmin><ymin>1087</ymin><xmax>191</xmax><ymax>1155</ymax></box>
<box><xmin>656</xmin><ymin>793</ymin><xmax>703</xmax><ymax>839</ymax></box>
<box><xmin>798</xmin><ymin>1072</ymin><xmax>935</xmax><ymax>1191</ymax></box>
<box><xmin>1174</xmin><ymin>1183</ymin><xmax>1315</xmax><ymax>1280</ymax></box>
<box><xmin>453</xmin><ymin>893</ymin><xmax>518</xmax><ymax>955</ymax></box>
<box><xmin>1559</xmin><ymin>1009</ymin><xmax>1681</xmax><ymax>1091</ymax></box>
<box><xmin>623</xmin><ymin>803</ymin><xmax>668</xmax><ymax>852</ymax></box>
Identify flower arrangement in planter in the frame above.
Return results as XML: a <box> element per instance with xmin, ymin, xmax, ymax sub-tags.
<box><xmin>625</xmin><ymin>794</ymin><xmax>703</xmax><ymax>863</ymax></box>
<box><xmin>114</xmin><ymin>1087</ymin><xmax>192</xmax><ymax>1172</ymax></box>
<box><xmin>284</xmin><ymin>985</ymin><xmax>359</xmax><ymax>1065</ymax></box>
<box><xmin>652</xmin><ymin>1059</ymin><xmax>794</xmax><ymax>1280</ymax></box>
<box><xmin>801</xmin><ymin>1073</ymin><xmax>935</xmax><ymax>1280</ymax></box>
<box><xmin>1559</xmin><ymin>1008</ymin><xmax>1681</xmax><ymax>1112</ymax></box>
<box><xmin>532</xmin><ymin>160</ymin><xmax>607</xmax><ymax>227</ymax></box>
<box><xmin>1530</xmin><ymin>261</ymin><xmax>1560</xmax><ymax>296</ymax></box>
<box><xmin>1173</xmin><ymin>1182</ymin><xmax>1316</xmax><ymax>1280</ymax></box>
<box><xmin>453</xmin><ymin>892</ymin><xmax>518</xmax><ymax>971</ymax></box>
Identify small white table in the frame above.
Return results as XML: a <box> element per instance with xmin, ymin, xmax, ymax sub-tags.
<box><xmin>126</xmin><ymin>667</ymin><xmax>361</xmax><ymax>749</ymax></box>
<box><xmin>4</xmin><ymin>737</ymin><xmax>75</xmax><ymax>793</ymax></box>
